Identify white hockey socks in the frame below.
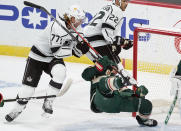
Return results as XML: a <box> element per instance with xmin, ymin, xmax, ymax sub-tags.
<box><xmin>18</xmin><ymin>85</ymin><xmax>35</xmax><ymax>98</ymax></box>
<box><xmin>46</xmin><ymin>85</ymin><xmax>60</xmax><ymax>101</ymax></box>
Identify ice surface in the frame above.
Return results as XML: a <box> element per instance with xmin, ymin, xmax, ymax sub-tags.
<box><xmin>0</xmin><ymin>56</ymin><xmax>180</xmax><ymax>131</ymax></box>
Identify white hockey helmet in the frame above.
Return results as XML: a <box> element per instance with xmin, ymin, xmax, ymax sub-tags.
<box><xmin>66</xmin><ymin>5</ymin><xmax>85</xmax><ymax>21</ymax></box>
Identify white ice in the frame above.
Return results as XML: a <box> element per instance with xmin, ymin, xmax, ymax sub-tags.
<box><xmin>0</xmin><ymin>55</ymin><xmax>180</xmax><ymax>131</ymax></box>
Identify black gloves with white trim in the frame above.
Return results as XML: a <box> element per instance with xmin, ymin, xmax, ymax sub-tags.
<box><xmin>73</xmin><ymin>41</ymin><xmax>90</xmax><ymax>57</ymax></box>
<box><xmin>121</xmin><ymin>38</ymin><xmax>133</xmax><ymax>50</ymax></box>
<box><xmin>112</xmin><ymin>36</ymin><xmax>133</xmax><ymax>53</ymax></box>
<box><xmin>76</xmin><ymin>41</ymin><xmax>90</xmax><ymax>54</ymax></box>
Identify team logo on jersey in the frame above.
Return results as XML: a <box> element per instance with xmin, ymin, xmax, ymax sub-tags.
<box><xmin>22</xmin><ymin>7</ymin><xmax>48</xmax><ymax>29</ymax></box>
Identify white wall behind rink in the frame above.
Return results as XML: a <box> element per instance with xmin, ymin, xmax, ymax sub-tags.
<box><xmin>0</xmin><ymin>0</ymin><xmax>180</xmax><ymax>64</ymax></box>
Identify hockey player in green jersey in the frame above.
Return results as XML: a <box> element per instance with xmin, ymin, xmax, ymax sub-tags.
<box><xmin>82</xmin><ymin>56</ymin><xmax>158</xmax><ymax>127</ymax></box>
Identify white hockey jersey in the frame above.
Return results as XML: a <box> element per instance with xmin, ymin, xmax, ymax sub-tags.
<box><xmin>29</xmin><ymin>18</ymin><xmax>83</xmax><ymax>63</ymax></box>
<box><xmin>83</xmin><ymin>3</ymin><xmax>124</xmax><ymax>47</ymax></box>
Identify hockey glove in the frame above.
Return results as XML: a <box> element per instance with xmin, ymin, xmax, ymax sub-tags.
<box><xmin>95</xmin><ymin>56</ymin><xmax>113</xmax><ymax>72</ymax></box>
<box><xmin>76</xmin><ymin>41</ymin><xmax>90</xmax><ymax>54</ymax></box>
<box><xmin>0</xmin><ymin>93</ymin><xmax>4</xmax><ymax>107</ymax></box>
<box><xmin>73</xmin><ymin>41</ymin><xmax>90</xmax><ymax>58</ymax></box>
<box><xmin>112</xmin><ymin>36</ymin><xmax>123</xmax><ymax>54</ymax></box>
<box><xmin>121</xmin><ymin>39</ymin><xmax>133</xmax><ymax>50</ymax></box>
<box><xmin>135</xmin><ymin>85</ymin><xmax>148</xmax><ymax>98</ymax></box>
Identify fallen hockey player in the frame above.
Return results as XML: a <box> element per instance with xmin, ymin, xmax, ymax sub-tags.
<box><xmin>81</xmin><ymin>56</ymin><xmax>158</xmax><ymax>127</ymax></box>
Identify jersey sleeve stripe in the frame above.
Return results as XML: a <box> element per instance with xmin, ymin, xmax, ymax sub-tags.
<box><xmin>102</xmin><ymin>23</ymin><xmax>115</xmax><ymax>30</ymax></box>
<box><xmin>86</xmin><ymin>35</ymin><xmax>105</xmax><ymax>42</ymax></box>
<box><xmin>51</xmin><ymin>47</ymin><xmax>61</xmax><ymax>53</ymax></box>
<box><xmin>31</xmin><ymin>46</ymin><xmax>48</xmax><ymax>57</ymax></box>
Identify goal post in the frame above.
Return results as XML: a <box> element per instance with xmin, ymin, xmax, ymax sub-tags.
<box><xmin>132</xmin><ymin>27</ymin><xmax>181</xmax><ymax>118</ymax></box>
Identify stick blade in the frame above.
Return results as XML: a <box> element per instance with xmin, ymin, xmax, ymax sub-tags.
<box><xmin>57</xmin><ymin>78</ymin><xmax>73</xmax><ymax>97</ymax></box>
<box><xmin>24</xmin><ymin>1</ymin><xmax>41</xmax><ymax>9</ymax></box>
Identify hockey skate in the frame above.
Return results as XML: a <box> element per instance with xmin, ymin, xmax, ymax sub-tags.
<box><xmin>136</xmin><ymin>115</ymin><xmax>157</xmax><ymax>127</ymax></box>
<box><xmin>5</xmin><ymin>103</ymin><xmax>26</xmax><ymax>122</ymax></box>
<box><xmin>42</xmin><ymin>98</ymin><xmax>53</xmax><ymax>117</ymax></box>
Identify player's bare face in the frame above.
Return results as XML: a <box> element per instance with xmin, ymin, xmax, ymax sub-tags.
<box><xmin>74</xmin><ymin>20</ymin><xmax>83</xmax><ymax>28</ymax></box>
<box><xmin>120</xmin><ymin>0</ymin><xmax>128</xmax><ymax>11</ymax></box>
<box><xmin>71</xmin><ymin>17</ymin><xmax>83</xmax><ymax>28</ymax></box>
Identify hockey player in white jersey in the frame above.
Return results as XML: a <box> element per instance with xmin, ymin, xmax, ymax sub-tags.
<box><xmin>84</xmin><ymin>0</ymin><xmax>137</xmax><ymax>88</ymax></box>
<box><xmin>5</xmin><ymin>5</ymin><xmax>89</xmax><ymax>122</ymax></box>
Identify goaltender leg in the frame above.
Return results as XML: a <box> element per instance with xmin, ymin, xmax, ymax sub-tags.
<box><xmin>81</xmin><ymin>56</ymin><xmax>158</xmax><ymax>127</ymax></box>
<box><xmin>170</xmin><ymin>60</ymin><xmax>181</xmax><ymax>118</ymax></box>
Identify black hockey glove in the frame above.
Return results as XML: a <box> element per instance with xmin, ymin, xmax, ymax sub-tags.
<box><xmin>121</xmin><ymin>39</ymin><xmax>133</xmax><ymax>50</ymax></box>
<box><xmin>76</xmin><ymin>41</ymin><xmax>90</xmax><ymax>54</ymax></box>
<box><xmin>111</xmin><ymin>36</ymin><xmax>123</xmax><ymax>54</ymax></box>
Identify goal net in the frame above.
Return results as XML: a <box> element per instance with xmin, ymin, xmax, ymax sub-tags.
<box><xmin>131</xmin><ymin>27</ymin><xmax>181</xmax><ymax>122</ymax></box>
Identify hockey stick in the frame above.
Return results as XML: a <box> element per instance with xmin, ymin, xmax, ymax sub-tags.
<box><xmin>160</xmin><ymin>88</ymin><xmax>178</xmax><ymax>131</ymax></box>
<box><xmin>164</xmin><ymin>88</ymin><xmax>178</xmax><ymax>125</ymax></box>
<box><xmin>1</xmin><ymin>78</ymin><xmax>72</xmax><ymax>103</ymax></box>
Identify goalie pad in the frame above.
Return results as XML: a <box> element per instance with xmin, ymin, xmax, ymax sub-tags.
<box><xmin>170</xmin><ymin>68</ymin><xmax>181</xmax><ymax>99</ymax></box>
